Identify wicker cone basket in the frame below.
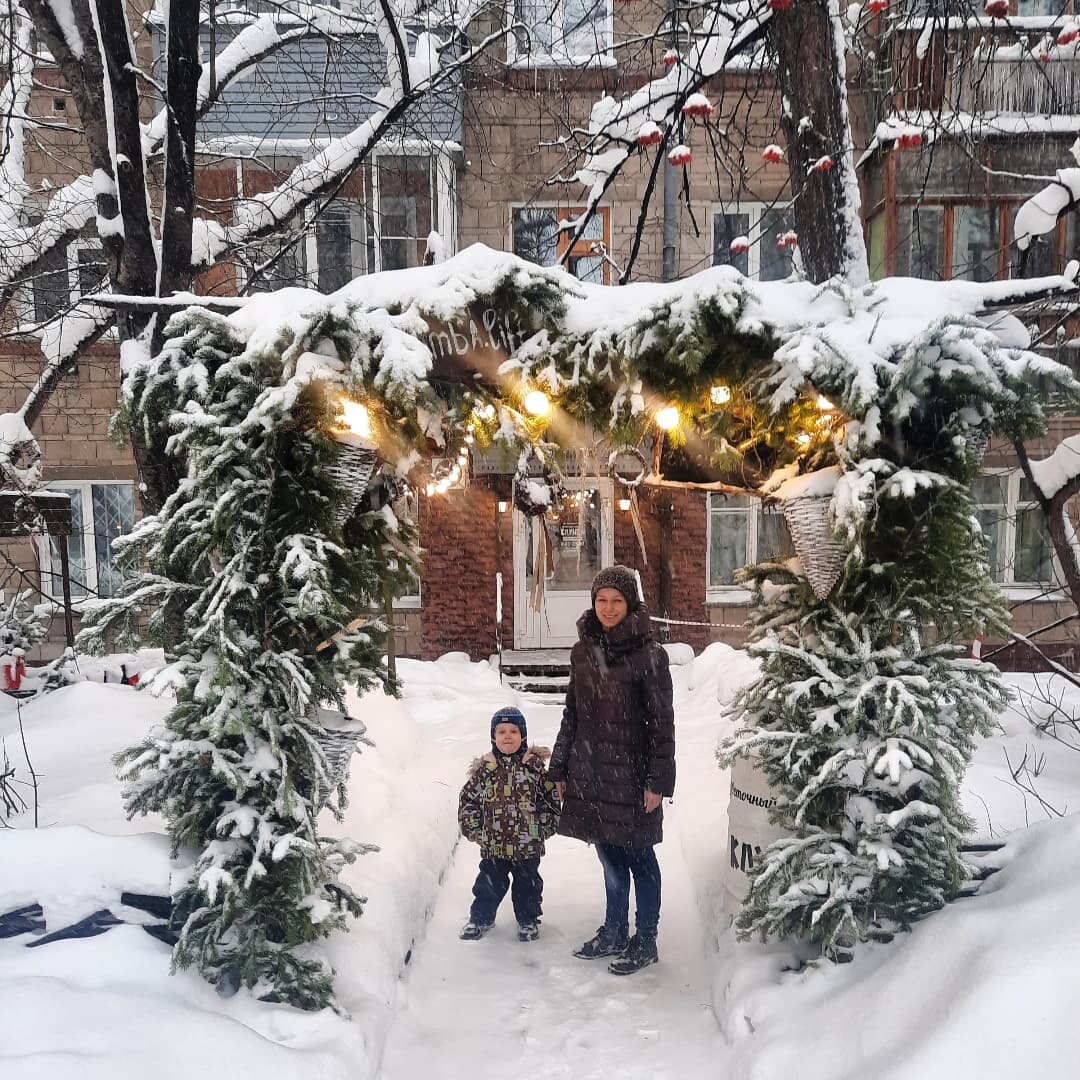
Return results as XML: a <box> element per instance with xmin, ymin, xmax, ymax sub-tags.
<box><xmin>326</xmin><ymin>431</ymin><xmax>378</xmax><ymax>527</ymax></box>
<box><xmin>965</xmin><ymin>423</ymin><xmax>991</xmax><ymax>466</ymax></box>
<box><xmin>781</xmin><ymin>493</ymin><xmax>846</xmax><ymax>600</ymax></box>
<box><xmin>311</xmin><ymin>707</ymin><xmax>365</xmax><ymax>811</ymax></box>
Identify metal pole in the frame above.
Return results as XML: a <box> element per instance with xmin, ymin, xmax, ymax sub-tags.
<box><xmin>58</xmin><ymin>541</ymin><xmax>75</xmax><ymax>648</ymax></box>
<box><xmin>661</xmin><ymin>0</ymin><xmax>678</xmax><ymax>283</ymax></box>
<box><xmin>383</xmin><ymin>580</ymin><xmax>397</xmax><ymax>680</ymax></box>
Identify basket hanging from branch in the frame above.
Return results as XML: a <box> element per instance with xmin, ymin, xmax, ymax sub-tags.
<box><xmin>781</xmin><ymin>493</ymin><xmax>846</xmax><ymax>599</ymax></box>
<box><xmin>311</xmin><ymin>707</ymin><xmax>367</xmax><ymax>811</ymax></box>
<box><xmin>965</xmin><ymin>421</ymin><xmax>991</xmax><ymax>465</ymax></box>
<box><xmin>326</xmin><ymin>431</ymin><xmax>379</xmax><ymax>526</ymax></box>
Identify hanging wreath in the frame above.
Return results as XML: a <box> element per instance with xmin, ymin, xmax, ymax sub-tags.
<box><xmin>608</xmin><ymin>446</ymin><xmax>648</xmax><ymax>488</ymax></box>
<box><xmin>608</xmin><ymin>446</ymin><xmax>649</xmax><ymax>566</ymax></box>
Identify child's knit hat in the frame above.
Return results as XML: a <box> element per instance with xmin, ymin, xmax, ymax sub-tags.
<box><xmin>491</xmin><ymin>705</ymin><xmax>527</xmax><ymax>747</ymax></box>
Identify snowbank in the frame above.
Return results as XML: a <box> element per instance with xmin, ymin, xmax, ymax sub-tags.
<box><xmin>1</xmin><ymin>651</ymin><xmax>1078</xmax><ymax>1079</ymax></box>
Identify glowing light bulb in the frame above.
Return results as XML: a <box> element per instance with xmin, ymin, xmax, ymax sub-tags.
<box><xmin>817</xmin><ymin>395</ymin><xmax>835</xmax><ymax>412</ymax></box>
<box><xmin>337</xmin><ymin>398</ymin><xmax>373</xmax><ymax>438</ymax></box>
<box><xmin>796</xmin><ymin>433</ymin><xmax>812</xmax><ymax>447</ymax></box>
<box><xmin>655</xmin><ymin>405</ymin><xmax>680</xmax><ymax>431</ymax></box>
<box><xmin>711</xmin><ymin>384</ymin><xmax>732</xmax><ymax>406</ymax></box>
<box><xmin>523</xmin><ymin>390</ymin><xmax>551</xmax><ymax>417</ymax></box>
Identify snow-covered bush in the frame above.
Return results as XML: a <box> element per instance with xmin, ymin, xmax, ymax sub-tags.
<box><xmin>719</xmin><ymin>312</ymin><xmax>1078</xmax><ymax>959</ymax></box>
<box><xmin>0</xmin><ymin>590</ymin><xmax>46</xmax><ymax>672</ymax></box>
<box><xmin>79</xmin><ymin>307</ymin><xmax>416</xmax><ymax>1010</ymax></box>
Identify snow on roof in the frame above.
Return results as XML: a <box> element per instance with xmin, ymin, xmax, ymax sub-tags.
<box><xmin>222</xmin><ymin>242</ymin><xmax>1077</xmax><ymax>417</ymax></box>
<box><xmin>862</xmin><ymin>112</ymin><xmax>1080</xmax><ymax>166</ymax></box>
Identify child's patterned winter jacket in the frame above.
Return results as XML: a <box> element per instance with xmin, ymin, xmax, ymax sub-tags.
<box><xmin>458</xmin><ymin>746</ymin><xmax>561</xmax><ymax>861</ymax></box>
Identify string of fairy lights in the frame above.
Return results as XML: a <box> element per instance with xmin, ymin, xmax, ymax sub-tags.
<box><xmin>332</xmin><ymin>380</ymin><xmax>839</xmax><ymax>503</ymax></box>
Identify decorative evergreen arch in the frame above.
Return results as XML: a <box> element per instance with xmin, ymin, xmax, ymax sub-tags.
<box><xmin>82</xmin><ymin>245</ymin><xmax>1080</xmax><ymax>1006</ymax></box>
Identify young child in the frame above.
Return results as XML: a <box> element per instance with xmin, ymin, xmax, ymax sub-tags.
<box><xmin>458</xmin><ymin>706</ymin><xmax>560</xmax><ymax>942</ymax></box>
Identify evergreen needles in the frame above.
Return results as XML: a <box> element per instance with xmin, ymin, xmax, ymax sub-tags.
<box><xmin>80</xmin><ymin>309</ymin><xmax>408</xmax><ymax>1010</ymax></box>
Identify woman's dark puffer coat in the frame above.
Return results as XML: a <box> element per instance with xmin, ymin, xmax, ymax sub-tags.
<box><xmin>548</xmin><ymin>603</ymin><xmax>675</xmax><ymax>847</ymax></box>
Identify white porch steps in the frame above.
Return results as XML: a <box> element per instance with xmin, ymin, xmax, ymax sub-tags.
<box><xmin>493</xmin><ymin>648</ymin><xmax>571</xmax><ymax>702</ymax></box>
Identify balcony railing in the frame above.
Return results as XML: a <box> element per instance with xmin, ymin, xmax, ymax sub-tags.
<box><xmin>960</xmin><ymin>55</ymin><xmax>1080</xmax><ymax>115</ymax></box>
<box><xmin>896</xmin><ymin>26</ymin><xmax>1080</xmax><ymax>116</ymax></box>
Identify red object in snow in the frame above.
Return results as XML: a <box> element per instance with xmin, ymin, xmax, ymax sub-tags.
<box><xmin>768</xmin><ymin>0</ymin><xmax>792</xmax><ymax>9</ymax></box>
<box><xmin>729</xmin><ymin>237</ymin><xmax>750</xmax><ymax>255</ymax></box>
<box><xmin>636</xmin><ymin>123</ymin><xmax>664</xmax><ymax>147</ymax></box>
<box><xmin>896</xmin><ymin>130</ymin><xmax>923</xmax><ymax>149</ymax></box>
<box><xmin>1058</xmin><ymin>28</ymin><xmax>1078</xmax><ymax>46</ymax></box>
<box><xmin>776</xmin><ymin>230</ymin><xmax>798</xmax><ymax>249</ymax></box>
<box><xmin>662</xmin><ymin>49</ymin><xmax>679</xmax><ymax>67</ymax></box>
<box><xmin>809</xmin><ymin>155</ymin><xmax>834</xmax><ymax>173</ymax></box>
<box><xmin>3</xmin><ymin>655</ymin><xmax>26</xmax><ymax>691</ymax></box>
<box><xmin>682</xmin><ymin>97</ymin><xmax>716</xmax><ymax>119</ymax></box>
<box><xmin>984</xmin><ymin>0</ymin><xmax>1008</xmax><ymax>17</ymax></box>
<box><xmin>867</xmin><ymin>0</ymin><xmax>888</xmax><ymax>11</ymax></box>
<box><xmin>761</xmin><ymin>144</ymin><xmax>784</xmax><ymax>164</ymax></box>
<box><xmin>126</xmin><ymin>672</ymin><xmax>140</xmax><ymax>687</ymax></box>
<box><xmin>668</xmin><ymin>145</ymin><xmax>692</xmax><ymax>167</ymax></box>
<box><xmin>1040</xmin><ymin>49</ymin><xmax>1053</xmax><ymax>61</ymax></box>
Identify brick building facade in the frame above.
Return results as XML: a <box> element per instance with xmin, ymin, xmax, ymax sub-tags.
<box><xmin>1</xmin><ymin>5</ymin><xmax>1078</xmax><ymax>669</ymax></box>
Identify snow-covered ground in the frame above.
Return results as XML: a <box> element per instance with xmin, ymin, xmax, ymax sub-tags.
<box><xmin>2</xmin><ymin>648</ymin><xmax>1079</xmax><ymax>1079</ymax></box>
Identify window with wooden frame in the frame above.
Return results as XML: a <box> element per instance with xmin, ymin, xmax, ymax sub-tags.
<box><xmin>511</xmin><ymin>206</ymin><xmax>612</xmax><ymax>284</ymax></box>
<box><xmin>890</xmin><ymin>200</ymin><xmax>1068</xmax><ymax>281</ymax></box>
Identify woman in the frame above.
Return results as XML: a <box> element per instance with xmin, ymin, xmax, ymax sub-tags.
<box><xmin>548</xmin><ymin>564</ymin><xmax>676</xmax><ymax>975</ymax></box>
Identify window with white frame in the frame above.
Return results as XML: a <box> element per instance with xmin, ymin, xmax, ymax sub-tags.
<box><xmin>238</xmin><ymin>150</ymin><xmax>454</xmax><ymax>292</ymax></box>
<box><xmin>512</xmin><ymin>205</ymin><xmax>610</xmax><ymax>283</ymax></box>
<box><xmin>29</xmin><ymin>235</ymin><xmax>106</xmax><ymax>325</ymax></box>
<box><xmin>711</xmin><ymin>203</ymin><xmax>794</xmax><ymax>281</ymax></box>
<box><xmin>707</xmin><ymin>493</ymin><xmax>794</xmax><ymax>597</ymax></box>
<box><xmin>41</xmin><ymin>482</ymin><xmax>136</xmax><ymax>601</ymax></box>
<box><xmin>972</xmin><ymin>471</ymin><xmax>1056</xmax><ymax>589</ymax></box>
<box><xmin>509</xmin><ymin>0</ymin><xmax>613</xmax><ymax>64</ymax></box>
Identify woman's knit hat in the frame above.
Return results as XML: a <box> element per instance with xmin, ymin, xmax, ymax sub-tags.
<box><xmin>491</xmin><ymin>705</ymin><xmax>527</xmax><ymax>746</ymax></box>
<box><xmin>590</xmin><ymin>564</ymin><xmax>640</xmax><ymax>606</ymax></box>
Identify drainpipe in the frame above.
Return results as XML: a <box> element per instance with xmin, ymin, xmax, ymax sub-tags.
<box><xmin>657</xmin><ymin>494</ymin><xmax>674</xmax><ymax>643</ymax></box>
<box><xmin>661</xmin><ymin>0</ymin><xmax>678</xmax><ymax>283</ymax></box>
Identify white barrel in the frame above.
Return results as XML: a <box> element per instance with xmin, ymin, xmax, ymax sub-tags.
<box><xmin>720</xmin><ymin>753</ymin><xmax>789</xmax><ymax>919</ymax></box>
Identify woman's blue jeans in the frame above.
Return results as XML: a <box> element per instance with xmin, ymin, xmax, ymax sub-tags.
<box><xmin>595</xmin><ymin>842</ymin><xmax>661</xmax><ymax>938</ymax></box>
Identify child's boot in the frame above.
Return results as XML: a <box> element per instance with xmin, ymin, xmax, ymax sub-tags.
<box><xmin>517</xmin><ymin>920</ymin><xmax>540</xmax><ymax>942</ymax></box>
<box><xmin>460</xmin><ymin>921</ymin><xmax>493</xmax><ymax>941</ymax></box>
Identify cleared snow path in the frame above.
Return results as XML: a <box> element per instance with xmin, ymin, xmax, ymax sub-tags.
<box><xmin>378</xmin><ymin>696</ymin><xmax>728</xmax><ymax>1080</ymax></box>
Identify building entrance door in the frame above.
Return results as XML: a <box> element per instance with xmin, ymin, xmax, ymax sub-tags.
<box><xmin>513</xmin><ymin>479</ymin><xmax>614</xmax><ymax>649</ymax></box>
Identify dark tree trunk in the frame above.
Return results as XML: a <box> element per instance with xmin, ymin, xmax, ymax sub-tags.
<box><xmin>769</xmin><ymin>2</ymin><xmax>869</xmax><ymax>285</ymax></box>
<box><xmin>158</xmin><ymin>0</ymin><xmax>200</xmax><ymax>304</ymax></box>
